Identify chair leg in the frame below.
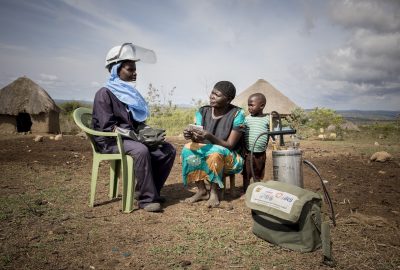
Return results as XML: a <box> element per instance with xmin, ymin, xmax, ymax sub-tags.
<box><xmin>221</xmin><ymin>174</ymin><xmax>237</xmax><ymax>200</ymax></box>
<box><xmin>229</xmin><ymin>174</ymin><xmax>236</xmax><ymax>191</ymax></box>
<box><xmin>221</xmin><ymin>176</ymin><xmax>227</xmax><ymax>200</ymax></box>
<box><xmin>229</xmin><ymin>174</ymin><xmax>238</xmax><ymax>197</ymax></box>
<box><xmin>122</xmin><ymin>156</ymin><xmax>135</xmax><ymax>213</ymax></box>
<box><xmin>90</xmin><ymin>158</ymin><xmax>101</xmax><ymax>207</ymax></box>
<box><xmin>109</xmin><ymin>160</ymin><xmax>120</xmax><ymax>199</ymax></box>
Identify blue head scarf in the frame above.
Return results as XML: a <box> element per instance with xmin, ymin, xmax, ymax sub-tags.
<box><xmin>106</xmin><ymin>63</ymin><xmax>149</xmax><ymax>122</ymax></box>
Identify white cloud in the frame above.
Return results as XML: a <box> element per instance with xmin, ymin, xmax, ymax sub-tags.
<box><xmin>329</xmin><ymin>0</ymin><xmax>400</xmax><ymax>32</ymax></box>
<box><xmin>0</xmin><ymin>42</ymin><xmax>28</xmax><ymax>51</ymax></box>
<box><xmin>40</xmin><ymin>73</ymin><xmax>58</xmax><ymax>81</ymax></box>
<box><xmin>303</xmin><ymin>0</ymin><xmax>400</xmax><ymax>109</ymax></box>
<box><xmin>1</xmin><ymin>0</ymin><xmax>399</xmax><ymax>110</ymax></box>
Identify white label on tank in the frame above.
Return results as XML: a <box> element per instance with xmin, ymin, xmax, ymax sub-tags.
<box><xmin>250</xmin><ymin>185</ymin><xmax>298</xmax><ymax>214</ymax></box>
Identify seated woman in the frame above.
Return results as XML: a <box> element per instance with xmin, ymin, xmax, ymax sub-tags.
<box><xmin>92</xmin><ymin>43</ymin><xmax>176</xmax><ymax>212</ymax></box>
<box><xmin>181</xmin><ymin>81</ymin><xmax>245</xmax><ymax>207</ymax></box>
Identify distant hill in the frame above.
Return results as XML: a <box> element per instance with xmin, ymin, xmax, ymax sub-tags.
<box><xmin>304</xmin><ymin>109</ymin><xmax>399</xmax><ymax>124</ymax></box>
<box><xmin>55</xmin><ymin>99</ymin><xmax>93</xmax><ymax>106</ymax></box>
<box><xmin>335</xmin><ymin>110</ymin><xmax>399</xmax><ymax>121</ymax></box>
<box><xmin>305</xmin><ymin>109</ymin><xmax>399</xmax><ymax>120</ymax></box>
<box><xmin>55</xmin><ymin>99</ymin><xmax>196</xmax><ymax>109</ymax></box>
<box><xmin>56</xmin><ymin>99</ymin><xmax>399</xmax><ymax>122</ymax></box>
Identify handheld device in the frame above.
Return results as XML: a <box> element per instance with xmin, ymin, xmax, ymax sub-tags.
<box><xmin>188</xmin><ymin>124</ymin><xmax>203</xmax><ymax>132</ymax></box>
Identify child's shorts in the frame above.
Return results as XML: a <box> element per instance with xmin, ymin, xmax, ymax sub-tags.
<box><xmin>242</xmin><ymin>149</ymin><xmax>266</xmax><ymax>180</ymax></box>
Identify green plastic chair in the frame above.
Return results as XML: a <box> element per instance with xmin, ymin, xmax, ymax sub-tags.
<box><xmin>73</xmin><ymin>107</ymin><xmax>135</xmax><ymax>213</ymax></box>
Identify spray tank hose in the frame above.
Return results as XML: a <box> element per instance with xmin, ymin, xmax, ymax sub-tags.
<box><xmin>249</xmin><ymin>128</ymin><xmax>296</xmax><ymax>182</ymax></box>
<box><xmin>250</xmin><ymin>131</ymin><xmax>270</xmax><ymax>183</ymax></box>
<box><xmin>303</xmin><ymin>160</ymin><xmax>336</xmax><ymax>227</ymax></box>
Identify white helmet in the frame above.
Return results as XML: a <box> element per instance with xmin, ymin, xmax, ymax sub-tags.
<box><xmin>105</xmin><ymin>43</ymin><xmax>157</xmax><ymax>69</ymax></box>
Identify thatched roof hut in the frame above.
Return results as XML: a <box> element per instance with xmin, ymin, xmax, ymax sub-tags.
<box><xmin>232</xmin><ymin>79</ymin><xmax>298</xmax><ymax>115</ymax></box>
<box><xmin>0</xmin><ymin>77</ymin><xmax>61</xmax><ymax>134</ymax></box>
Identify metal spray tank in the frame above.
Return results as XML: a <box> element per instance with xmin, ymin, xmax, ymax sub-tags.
<box><xmin>263</xmin><ymin>111</ymin><xmax>304</xmax><ymax>187</ymax></box>
<box><xmin>250</xmin><ymin>111</ymin><xmax>336</xmax><ymax>266</ymax></box>
<box><xmin>272</xmin><ymin>140</ymin><xmax>303</xmax><ymax>187</ymax></box>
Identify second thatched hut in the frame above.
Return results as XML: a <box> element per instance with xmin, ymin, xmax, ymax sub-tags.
<box><xmin>232</xmin><ymin>79</ymin><xmax>298</xmax><ymax>116</ymax></box>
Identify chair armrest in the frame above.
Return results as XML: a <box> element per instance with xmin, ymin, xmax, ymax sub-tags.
<box><xmin>89</xmin><ymin>130</ymin><xmax>126</xmax><ymax>155</ymax></box>
<box><xmin>88</xmin><ymin>130</ymin><xmax>125</xmax><ymax>156</ymax></box>
<box><xmin>89</xmin><ymin>131</ymin><xmax>126</xmax><ymax>156</ymax></box>
<box><xmin>88</xmin><ymin>130</ymin><xmax>119</xmax><ymax>137</ymax></box>
<box><xmin>73</xmin><ymin>108</ymin><xmax>127</xmax><ymax>156</ymax></box>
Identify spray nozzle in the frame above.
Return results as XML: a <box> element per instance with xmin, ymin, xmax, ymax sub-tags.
<box><xmin>290</xmin><ymin>135</ymin><xmax>300</xmax><ymax>149</ymax></box>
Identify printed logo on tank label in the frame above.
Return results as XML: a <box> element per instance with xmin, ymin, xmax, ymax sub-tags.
<box><xmin>251</xmin><ymin>185</ymin><xmax>298</xmax><ymax>214</ymax></box>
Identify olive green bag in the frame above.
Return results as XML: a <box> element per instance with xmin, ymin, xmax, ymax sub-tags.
<box><xmin>245</xmin><ymin>180</ymin><xmax>323</xmax><ymax>252</ymax></box>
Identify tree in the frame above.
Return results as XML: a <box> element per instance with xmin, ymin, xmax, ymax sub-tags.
<box><xmin>307</xmin><ymin>107</ymin><xmax>343</xmax><ymax>130</ymax></box>
<box><xmin>286</xmin><ymin>107</ymin><xmax>309</xmax><ymax>131</ymax></box>
<box><xmin>59</xmin><ymin>101</ymin><xmax>86</xmax><ymax>115</ymax></box>
<box><xmin>164</xmin><ymin>86</ymin><xmax>177</xmax><ymax>116</ymax></box>
<box><xmin>146</xmin><ymin>83</ymin><xmax>177</xmax><ymax>117</ymax></box>
<box><xmin>146</xmin><ymin>83</ymin><xmax>161</xmax><ymax>117</ymax></box>
<box><xmin>191</xmin><ymin>98</ymin><xmax>207</xmax><ymax>109</ymax></box>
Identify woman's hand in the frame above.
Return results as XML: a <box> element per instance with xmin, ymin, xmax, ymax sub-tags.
<box><xmin>183</xmin><ymin>128</ymin><xmax>193</xmax><ymax>140</ymax></box>
<box><xmin>184</xmin><ymin>127</ymin><xmax>210</xmax><ymax>143</ymax></box>
<box><xmin>191</xmin><ymin>129</ymin><xmax>208</xmax><ymax>142</ymax></box>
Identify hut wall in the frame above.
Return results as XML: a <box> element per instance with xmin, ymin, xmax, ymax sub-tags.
<box><xmin>48</xmin><ymin>111</ymin><xmax>60</xmax><ymax>133</ymax></box>
<box><xmin>0</xmin><ymin>115</ymin><xmax>17</xmax><ymax>133</ymax></box>
<box><xmin>31</xmin><ymin>112</ymin><xmax>49</xmax><ymax>133</ymax></box>
<box><xmin>31</xmin><ymin>111</ymin><xmax>60</xmax><ymax>133</ymax></box>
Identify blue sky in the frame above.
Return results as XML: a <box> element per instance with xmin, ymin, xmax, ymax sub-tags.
<box><xmin>0</xmin><ymin>0</ymin><xmax>399</xmax><ymax>110</ymax></box>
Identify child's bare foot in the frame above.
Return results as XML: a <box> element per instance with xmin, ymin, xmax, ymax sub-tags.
<box><xmin>184</xmin><ymin>190</ymin><xmax>209</xmax><ymax>203</ymax></box>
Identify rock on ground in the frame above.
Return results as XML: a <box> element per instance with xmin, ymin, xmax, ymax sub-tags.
<box><xmin>370</xmin><ymin>151</ymin><xmax>392</xmax><ymax>162</ymax></box>
<box><xmin>33</xmin><ymin>135</ymin><xmax>43</xmax><ymax>142</ymax></box>
<box><xmin>55</xmin><ymin>134</ymin><xmax>63</xmax><ymax>141</ymax></box>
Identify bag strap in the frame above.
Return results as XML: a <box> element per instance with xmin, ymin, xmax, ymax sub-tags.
<box><xmin>305</xmin><ymin>160</ymin><xmax>336</xmax><ymax>267</ymax></box>
<box><xmin>321</xmin><ymin>220</ymin><xmax>336</xmax><ymax>266</ymax></box>
<box><xmin>303</xmin><ymin>160</ymin><xmax>336</xmax><ymax>226</ymax></box>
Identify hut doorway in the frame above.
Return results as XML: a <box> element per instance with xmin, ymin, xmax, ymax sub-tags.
<box><xmin>16</xmin><ymin>112</ymin><xmax>32</xmax><ymax>132</ymax></box>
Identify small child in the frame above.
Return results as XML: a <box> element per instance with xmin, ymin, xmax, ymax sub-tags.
<box><xmin>242</xmin><ymin>93</ymin><xmax>270</xmax><ymax>192</ymax></box>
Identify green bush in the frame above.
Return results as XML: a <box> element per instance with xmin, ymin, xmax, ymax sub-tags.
<box><xmin>307</xmin><ymin>107</ymin><xmax>343</xmax><ymax>130</ymax></box>
<box><xmin>59</xmin><ymin>101</ymin><xmax>90</xmax><ymax>115</ymax></box>
<box><xmin>146</xmin><ymin>108</ymin><xmax>196</xmax><ymax>136</ymax></box>
<box><xmin>283</xmin><ymin>107</ymin><xmax>311</xmax><ymax>138</ymax></box>
<box><xmin>284</xmin><ymin>107</ymin><xmax>346</xmax><ymax>139</ymax></box>
<box><xmin>59</xmin><ymin>113</ymin><xmax>80</xmax><ymax>134</ymax></box>
<box><xmin>144</xmin><ymin>83</ymin><xmax>199</xmax><ymax>136</ymax></box>
<box><xmin>57</xmin><ymin>101</ymin><xmax>92</xmax><ymax>134</ymax></box>
<box><xmin>286</xmin><ymin>107</ymin><xmax>308</xmax><ymax>129</ymax></box>
<box><xmin>361</xmin><ymin>122</ymin><xmax>400</xmax><ymax>140</ymax></box>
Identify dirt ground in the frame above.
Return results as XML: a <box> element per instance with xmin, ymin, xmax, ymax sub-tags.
<box><xmin>0</xmin><ymin>134</ymin><xmax>399</xmax><ymax>270</ymax></box>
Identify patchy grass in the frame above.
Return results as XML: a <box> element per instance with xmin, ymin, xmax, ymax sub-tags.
<box><xmin>318</xmin><ymin>135</ymin><xmax>400</xmax><ymax>157</ymax></box>
<box><xmin>1</xmin><ymin>134</ymin><xmax>399</xmax><ymax>269</ymax></box>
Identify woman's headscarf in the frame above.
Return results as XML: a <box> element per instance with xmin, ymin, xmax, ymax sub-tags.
<box><xmin>106</xmin><ymin>63</ymin><xmax>149</xmax><ymax>122</ymax></box>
